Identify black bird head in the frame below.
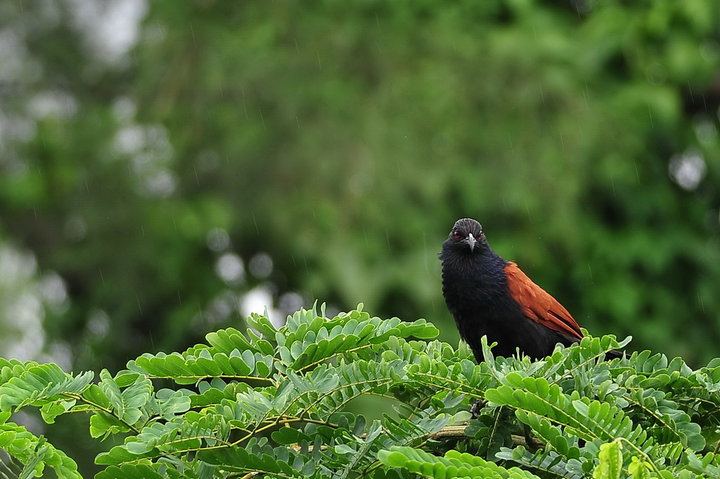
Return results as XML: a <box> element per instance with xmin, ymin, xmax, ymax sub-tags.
<box><xmin>445</xmin><ymin>218</ymin><xmax>486</xmax><ymax>254</ymax></box>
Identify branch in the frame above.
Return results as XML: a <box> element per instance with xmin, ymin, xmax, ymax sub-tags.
<box><xmin>428</xmin><ymin>425</ymin><xmax>544</xmax><ymax>449</ymax></box>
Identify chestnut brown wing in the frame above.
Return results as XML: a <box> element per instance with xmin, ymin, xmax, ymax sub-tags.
<box><xmin>504</xmin><ymin>262</ymin><xmax>583</xmax><ymax>340</ymax></box>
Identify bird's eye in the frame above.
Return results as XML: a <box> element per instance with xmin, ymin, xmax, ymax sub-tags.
<box><xmin>452</xmin><ymin>231</ymin><xmax>463</xmax><ymax>239</ymax></box>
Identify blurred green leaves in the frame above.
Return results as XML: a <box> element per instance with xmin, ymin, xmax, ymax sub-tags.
<box><xmin>0</xmin><ymin>0</ymin><xmax>719</xmax><ymax>406</ymax></box>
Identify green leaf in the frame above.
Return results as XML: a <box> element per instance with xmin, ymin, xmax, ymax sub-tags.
<box><xmin>1</xmin><ymin>306</ymin><xmax>718</xmax><ymax>478</ymax></box>
<box><xmin>205</xmin><ymin>327</ymin><xmax>255</xmax><ymax>354</ymax></box>
<box><xmin>40</xmin><ymin>399</ymin><xmax>75</xmax><ymax>424</ymax></box>
<box><xmin>90</xmin><ymin>412</ymin><xmax>130</xmax><ymax>438</ymax></box>
<box><xmin>120</xmin><ymin>374</ymin><xmax>152</xmax><ymax>424</ymax></box>
<box><xmin>0</xmin><ymin>363</ymin><xmax>93</xmax><ymax>410</ymax></box>
<box><xmin>152</xmin><ymin>388</ymin><xmax>191</xmax><ymax>419</ymax></box>
<box><xmin>95</xmin><ymin>464</ymin><xmax>165</xmax><ymax>479</ymax></box>
<box><xmin>95</xmin><ymin>444</ymin><xmax>155</xmax><ymax>466</ymax></box>
<box><xmin>594</xmin><ymin>441</ymin><xmax>623</xmax><ymax>479</ymax></box>
<box><xmin>198</xmin><ymin>441</ymin><xmax>303</xmax><ymax>477</ymax></box>
<box><xmin>628</xmin><ymin>456</ymin><xmax>652</xmax><ymax>479</ymax></box>
<box><xmin>378</xmin><ymin>446</ymin><xmax>541</xmax><ymax>479</ymax></box>
<box><xmin>0</xmin><ymin>421</ymin><xmax>80</xmax><ymax>478</ymax></box>
<box><xmin>100</xmin><ymin>369</ymin><xmax>124</xmax><ymax>417</ymax></box>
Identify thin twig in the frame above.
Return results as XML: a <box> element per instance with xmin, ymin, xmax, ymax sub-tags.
<box><xmin>427</xmin><ymin>425</ymin><xmax>544</xmax><ymax>448</ymax></box>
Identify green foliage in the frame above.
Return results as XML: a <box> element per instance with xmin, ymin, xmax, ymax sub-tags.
<box><xmin>0</xmin><ymin>412</ymin><xmax>80</xmax><ymax>479</ymax></box>
<box><xmin>1</xmin><ymin>1</ymin><xmax>719</xmax><ymax>474</ymax></box>
<box><xmin>2</xmin><ymin>306</ymin><xmax>720</xmax><ymax>478</ymax></box>
<box><xmin>379</xmin><ymin>447</ymin><xmax>540</xmax><ymax>479</ymax></box>
<box><xmin>1</xmin><ymin>0</ymin><xmax>720</xmax><ymax>385</ymax></box>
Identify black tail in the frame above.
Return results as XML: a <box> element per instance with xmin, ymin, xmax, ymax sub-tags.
<box><xmin>605</xmin><ymin>349</ymin><xmax>626</xmax><ymax>360</ymax></box>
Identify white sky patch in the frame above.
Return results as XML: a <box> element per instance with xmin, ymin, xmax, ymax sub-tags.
<box><xmin>0</xmin><ymin>29</ymin><xmax>26</xmax><ymax>83</ymax></box>
<box><xmin>87</xmin><ymin>309</ymin><xmax>111</xmax><ymax>338</ymax></box>
<box><xmin>66</xmin><ymin>0</ymin><xmax>148</xmax><ymax>63</ymax></box>
<box><xmin>206</xmin><ymin>228</ymin><xmax>231</xmax><ymax>252</ymax></box>
<box><xmin>39</xmin><ymin>272</ymin><xmax>68</xmax><ymax>313</ymax></box>
<box><xmin>0</xmin><ymin>245</ymin><xmax>47</xmax><ymax>361</ymax></box>
<box><xmin>215</xmin><ymin>253</ymin><xmax>245</xmax><ymax>284</ymax></box>
<box><xmin>669</xmin><ymin>150</ymin><xmax>706</xmax><ymax>191</ymax></box>
<box><xmin>143</xmin><ymin>169</ymin><xmax>176</xmax><ymax>197</ymax></box>
<box><xmin>112</xmin><ymin>96</ymin><xmax>137</xmax><ymax>123</ymax></box>
<box><xmin>114</xmin><ymin>125</ymin><xmax>145</xmax><ymax>155</ymax></box>
<box><xmin>278</xmin><ymin>292</ymin><xmax>304</xmax><ymax>316</ymax></box>
<box><xmin>5</xmin><ymin>293</ymin><xmax>46</xmax><ymax>360</ymax></box>
<box><xmin>249</xmin><ymin>252</ymin><xmax>273</xmax><ymax>278</ymax></box>
<box><xmin>112</xmin><ymin>123</ymin><xmax>177</xmax><ymax>197</ymax></box>
<box><xmin>241</xmin><ymin>286</ymin><xmax>283</xmax><ymax>327</ymax></box>
<box><xmin>0</xmin><ymin>111</ymin><xmax>37</xmax><ymax>154</ymax></box>
<box><xmin>205</xmin><ymin>290</ymin><xmax>237</xmax><ymax>325</ymax></box>
<box><xmin>42</xmin><ymin>341</ymin><xmax>73</xmax><ymax>372</ymax></box>
<box><xmin>27</xmin><ymin>90</ymin><xmax>78</xmax><ymax>119</ymax></box>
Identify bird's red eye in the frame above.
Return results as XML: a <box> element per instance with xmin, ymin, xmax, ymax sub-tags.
<box><xmin>452</xmin><ymin>231</ymin><xmax>463</xmax><ymax>239</ymax></box>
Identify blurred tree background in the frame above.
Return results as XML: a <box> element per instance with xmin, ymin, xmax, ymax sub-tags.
<box><xmin>0</xmin><ymin>0</ymin><xmax>719</xmax><ymax>472</ymax></box>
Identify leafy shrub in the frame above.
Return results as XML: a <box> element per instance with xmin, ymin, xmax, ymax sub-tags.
<box><xmin>1</xmin><ymin>305</ymin><xmax>719</xmax><ymax>478</ymax></box>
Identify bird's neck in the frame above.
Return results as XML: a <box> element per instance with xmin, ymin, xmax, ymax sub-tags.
<box><xmin>474</xmin><ymin>248</ymin><xmax>507</xmax><ymax>283</ymax></box>
<box><xmin>441</xmin><ymin>244</ymin><xmax>507</xmax><ymax>282</ymax></box>
<box><xmin>440</xmin><ymin>244</ymin><xmax>511</xmax><ymax>327</ymax></box>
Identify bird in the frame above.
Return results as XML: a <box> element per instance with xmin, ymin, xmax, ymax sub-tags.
<box><xmin>440</xmin><ymin>217</ymin><xmax>592</xmax><ymax>361</ymax></box>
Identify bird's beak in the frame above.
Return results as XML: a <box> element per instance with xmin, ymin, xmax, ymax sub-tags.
<box><xmin>465</xmin><ymin>233</ymin><xmax>477</xmax><ymax>252</ymax></box>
